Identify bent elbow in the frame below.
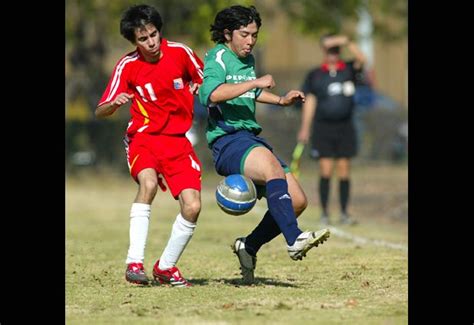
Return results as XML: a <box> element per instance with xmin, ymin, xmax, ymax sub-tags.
<box><xmin>208</xmin><ymin>95</ymin><xmax>216</xmax><ymax>104</ymax></box>
<box><xmin>209</xmin><ymin>92</ymin><xmax>219</xmax><ymax>104</ymax></box>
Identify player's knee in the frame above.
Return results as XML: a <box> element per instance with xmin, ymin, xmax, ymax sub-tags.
<box><xmin>320</xmin><ymin>169</ymin><xmax>332</xmax><ymax>178</ymax></box>
<box><xmin>293</xmin><ymin>194</ymin><xmax>308</xmax><ymax>217</ymax></box>
<box><xmin>266</xmin><ymin>167</ymin><xmax>286</xmax><ymax>181</ymax></box>
<box><xmin>141</xmin><ymin>178</ymin><xmax>159</xmax><ymax>196</ymax></box>
<box><xmin>182</xmin><ymin>200</ymin><xmax>201</xmax><ymax>221</ymax></box>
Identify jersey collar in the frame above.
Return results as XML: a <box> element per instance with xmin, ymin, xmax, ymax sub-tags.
<box><xmin>321</xmin><ymin>60</ymin><xmax>346</xmax><ymax>72</ymax></box>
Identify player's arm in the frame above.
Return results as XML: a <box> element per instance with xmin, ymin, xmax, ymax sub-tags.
<box><xmin>297</xmin><ymin>93</ymin><xmax>317</xmax><ymax>144</ymax></box>
<box><xmin>182</xmin><ymin>45</ymin><xmax>204</xmax><ymax>95</ymax></box>
<box><xmin>346</xmin><ymin>39</ymin><xmax>366</xmax><ymax>70</ymax></box>
<box><xmin>95</xmin><ymin>93</ymin><xmax>135</xmax><ymax>118</ymax></box>
<box><xmin>96</xmin><ymin>56</ymin><xmax>134</xmax><ymax>118</ymax></box>
<box><xmin>324</xmin><ymin>35</ymin><xmax>366</xmax><ymax>70</ymax></box>
<box><xmin>257</xmin><ymin>89</ymin><xmax>305</xmax><ymax>106</ymax></box>
<box><xmin>200</xmin><ymin>52</ymin><xmax>274</xmax><ymax>105</ymax></box>
<box><xmin>209</xmin><ymin>74</ymin><xmax>275</xmax><ymax>103</ymax></box>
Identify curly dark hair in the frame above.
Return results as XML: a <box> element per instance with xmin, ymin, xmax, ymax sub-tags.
<box><xmin>120</xmin><ymin>4</ymin><xmax>163</xmax><ymax>43</ymax></box>
<box><xmin>210</xmin><ymin>5</ymin><xmax>262</xmax><ymax>43</ymax></box>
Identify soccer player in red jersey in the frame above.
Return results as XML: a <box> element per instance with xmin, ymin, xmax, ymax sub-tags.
<box><xmin>95</xmin><ymin>4</ymin><xmax>204</xmax><ymax>287</ymax></box>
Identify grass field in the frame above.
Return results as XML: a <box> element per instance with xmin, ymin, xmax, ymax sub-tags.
<box><xmin>66</xmin><ymin>163</ymin><xmax>407</xmax><ymax>324</ymax></box>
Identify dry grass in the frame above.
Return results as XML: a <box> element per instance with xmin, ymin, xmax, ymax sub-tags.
<box><xmin>66</xmin><ymin>163</ymin><xmax>407</xmax><ymax>324</ymax></box>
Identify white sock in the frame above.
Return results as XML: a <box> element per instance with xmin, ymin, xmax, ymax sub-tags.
<box><xmin>158</xmin><ymin>213</ymin><xmax>196</xmax><ymax>270</ymax></box>
<box><xmin>125</xmin><ymin>203</ymin><xmax>151</xmax><ymax>264</ymax></box>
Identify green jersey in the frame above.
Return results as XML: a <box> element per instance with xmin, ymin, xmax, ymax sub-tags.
<box><xmin>199</xmin><ymin>43</ymin><xmax>263</xmax><ymax>146</ymax></box>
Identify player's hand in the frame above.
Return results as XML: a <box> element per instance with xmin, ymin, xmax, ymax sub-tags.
<box><xmin>112</xmin><ymin>93</ymin><xmax>134</xmax><ymax>106</ymax></box>
<box><xmin>254</xmin><ymin>74</ymin><xmax>275</xmax><ymax>89</ymax></box>
<box><xmin>297</xmin><ymin>128</ymin><xmax>310</xmax><ymax>144</ymax></box>
<box><xmin>189</xmin><ymin>83</ymin><xmax>200</xmax><ymax>95</ymax></box>
<box><xmin>280</xmin><ymin>90</ymin><xmax>305</xmax><ymax>106</ymax></box>
<box><xmin>324</xmin><ymin>35</ymin><xmax>349</xmax><ymax>49</ymax></box>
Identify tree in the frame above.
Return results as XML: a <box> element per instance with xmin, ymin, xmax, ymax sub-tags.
<box><xmin>65</xmin><ymin>0</ymin><xmax>255</xmax><ymax>117</ymax></box>
<box><xmin>278</xmin><ymin>0</ymin><xmax>407</xmax><ymax>41</ymax></box>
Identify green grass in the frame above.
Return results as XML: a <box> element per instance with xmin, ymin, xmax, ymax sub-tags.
<box><xmin>66</xmin><ymin>164</ymin><xmax>407</xmax><ymax>324</ymax></box>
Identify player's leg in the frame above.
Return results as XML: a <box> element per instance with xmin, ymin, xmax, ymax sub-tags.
<box><xmin>284</xmin><ymin>173</ymin><xmax>330</xmax><ymax>261</ymax></box>
<box><xmin>319</xmin><ymin>158</ymin><xmax>334</xmax><ymax>224</ymax></box>
<box><xmin>124</xmin><ymin>136</ymin><xmax>161</xmax><ymax>284</ymax></box>
<box><xmin>312</xmin><ymin>121</ymin><xmax>336</xmax><ymax>224</ymax></box>
<box><xmin>232</xmin><ymin>145</ymin><xmax>298</xmax><ymax>284</ymax></box>
<box><xmin>244</xmin><ymin>146</ymin><xmax>330</xmax><ymax>261</ymax></box>
<box><xmin>336</xmin><ymin>158</ymin><xmax>356</xmax><ymax>224</ymax></box>
<box><xmin>125</xmin><ymin>168</ymin><xmax>160</xmax><ymax>284</ymax></box>
<box><xmin>134</xmin><ymin>168</ymin><xmax>160</xmax><ymax>204</ymax></box>
<box><xmin>237</xmin><ymin>171</ymin><xmax>312</xmax><ymax>282</ymax></box>
<box><xmin>242</xmin><ymin>161</ymin><xmax>331</xmax><ymax>263</ymax></box>
<box><xmin>244</xmin><ymin>146</ymin><xmax>303</xmax><ymax>246</ymax></box>
<box><xmin>335</xmin><ymin>157</ymin><xmax>350</xmax><ymax>201</ymax></box>
<box><xmin>287</xmin><ymin>172</ymin><xmax>309</xmax><ymax>216</ymax></box>
<box><xmin>335</xmin><ymin>121</ymin><xmax>357</xmax><ymax>225</ymax></box>
<box><xmin>153</xmin><ymin>189</ymin><xmax>200</xmax><ymax>287</ymax></box>
<box><xmin>153</xmin><ymin>140</ymin><xmax>202</xmax><ymax>287</ymax></box>
<box><xmin>161</xmin><ymin>189</ymin><xmax>201</xmax><ymax>270</ymax></box>
<box><xmin>244</xmin><ymin>172</ymin><xmax>308</xmax><ymax>257</ymax></box>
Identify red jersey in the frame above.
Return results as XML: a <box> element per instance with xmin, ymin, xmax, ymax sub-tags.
<box><xmin>98</xmin><ymin>38</ymin><xmax>204</xmax><ymax>137</ymax></box>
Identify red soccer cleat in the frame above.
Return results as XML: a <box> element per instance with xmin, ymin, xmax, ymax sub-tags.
<box><xmin>152</xmin><ymin>260</ymin><xmax>192</xmax><ymax>287</ymax></box>
<box><xmin>125</xmin><ymin>262</ymin><xmax>149</xmax><ymax>285</ymax></box>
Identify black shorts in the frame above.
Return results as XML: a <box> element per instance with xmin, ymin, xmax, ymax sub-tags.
<box><xmin>311</xmin><ymin>119</ymin><xmax>357</xmax><ymax>159</ymax></box>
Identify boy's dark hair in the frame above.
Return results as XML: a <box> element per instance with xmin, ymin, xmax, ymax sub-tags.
<box><xmin>120</xmin><ymin>4</ymin><xmax>163</xmax><ymax>43</ymax></box>
<box><xmin>210</xmin><ymin>5</ymin><xmax>261</xmax><ymax>43</ymax></box>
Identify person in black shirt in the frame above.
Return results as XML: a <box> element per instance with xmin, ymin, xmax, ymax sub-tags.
<box><xmin>298</xmin><ymin>33</ymin><xmax>366</xmax><ymax>225</ymax></box>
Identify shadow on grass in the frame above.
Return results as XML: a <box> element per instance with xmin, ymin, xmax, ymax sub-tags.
<box><xmin>213</xmin><ymin>277</ymin><xmax>299</xmax><ymax>287</ymax></box>
<box><xmin>146</xmin><ymin>278</ymin><xmax>210</xmax><ymax>287</ymax></box>
<box><xmin>138</xmin><ymin>277</ymin><xmax>298</xmax><ymax>287</ymax></box>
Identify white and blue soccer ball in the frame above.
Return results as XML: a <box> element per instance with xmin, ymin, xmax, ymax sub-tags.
<box><xmin>216</xmin><ymin>174</ymin><xmax>257</xmax><ymax>215</ymax></box>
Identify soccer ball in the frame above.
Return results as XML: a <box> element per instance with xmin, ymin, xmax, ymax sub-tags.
<box><xmin>215</xmin><ymin>174</ymin><xmax>257</xmax><ymax>215</ymax></box>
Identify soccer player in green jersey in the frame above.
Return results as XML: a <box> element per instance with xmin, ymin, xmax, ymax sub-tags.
<box><xmin>199</xmin><ymin>5</ymin><xmax>331</xmax><ymax>284</ymax></box>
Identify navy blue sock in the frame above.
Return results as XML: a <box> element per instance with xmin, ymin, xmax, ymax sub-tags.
<box><xmin>265</xmin><ymin>178</ymin><xmax>302</xmax><ymax>246</ymax></box>
<box><xmin>244</xmin><ymin>210</ymin><xmax>281</xmax><ymax>256</ymax></box>
<box><xmin>319</xmin><ymin>177</ymin><xmax>330</xmax><ymax>215</ymax></box>
<box><xmin>339</xmin><ymin>178</ymin><xmax>350</xmax><ymax>214</ymax></box>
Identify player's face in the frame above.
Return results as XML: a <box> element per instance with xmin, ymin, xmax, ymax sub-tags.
<box><xmin>324</xmin><ymin>46</ymin><xmax>341</xmax><ymax>64</ymax></box>
<box><xmin>134</xmin><ymin>23</ymin><xmax>162</xmax><ymax>62</ymax></box>
<box><xmin>227</xmin><ymin>21</ymin><xmax>259</xmax><ymax>58</ymax></box>
<box><xmin>326</xmin><ymin>52</ymin><xmax>340</xmax><ymax>64</ymax></box>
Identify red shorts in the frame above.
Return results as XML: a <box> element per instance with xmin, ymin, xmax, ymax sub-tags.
<box><xmin>125</xmin><ymin>133</ymin><xmax>202</xmax><ymax>198</ymax></box>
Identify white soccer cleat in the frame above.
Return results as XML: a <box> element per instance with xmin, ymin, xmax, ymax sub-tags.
<box><xmin>287</xmin><ymin>229</ymin><xmax>331</xmax><ymax>261</ymax></box>
<box><xmin>231</xmin><ymin>237</ymin><xmax>257</xmax><ymax>284</ymax></box>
